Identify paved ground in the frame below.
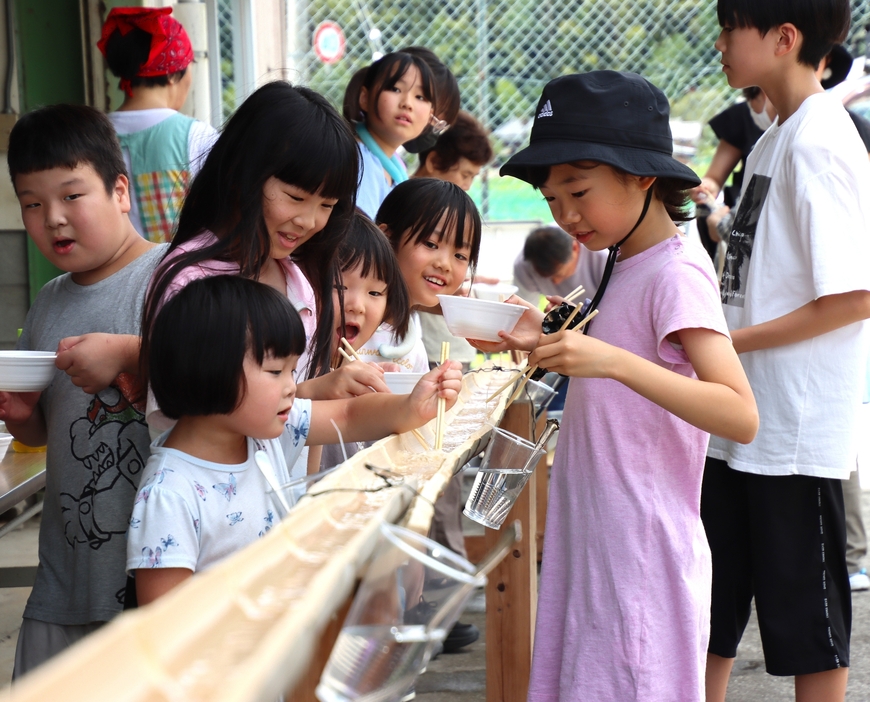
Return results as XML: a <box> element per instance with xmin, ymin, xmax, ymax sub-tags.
<box><xmin>4</xmin><ymin>495</ymin><xmax>870</xmax><ymax>700</ymax></box>
<box><xmin>4</xmin><ymin>402</ymin><xmax>870</xmax><ymax>698</ymax></box>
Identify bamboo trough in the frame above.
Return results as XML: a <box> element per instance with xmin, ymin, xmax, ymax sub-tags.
<box><xmin>1</xmin><ymin>366</ymin><xmax>519</xmax><ymax>702</ymax></box>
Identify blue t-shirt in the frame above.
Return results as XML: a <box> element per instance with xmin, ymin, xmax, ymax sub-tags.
<box><xmin>355</xmin><ymin>141</ymin><xmax>407</xmax><ymax>219</ymax></box>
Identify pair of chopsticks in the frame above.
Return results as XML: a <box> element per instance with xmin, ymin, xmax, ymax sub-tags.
<box><xmin>341</xmin><ymin>336</ymin><xmax>430</xmax><ymax>450</ymax></box>
<box><xmin>338</xmin><ymin>337</ymin><xmax>362</xmax><ymax>365</ymax></box>
<box><xmin>485</xmin><ymin>305</ymin><xmax>599</xmax><ymax>406</ymax></box>
<box><xmin>504</xmin><ymin>307</ymin><xmax>599</xmax><ymax>409</ymax></box>
<box><xmin>483</xmin><ymin>285</ymin><xmax>586</xmax><ymax>404</ymax></box>
<box><xmin>435</xmin><ymin>342</ymin><xmax>450</xmax><ymax>450</ymax></box>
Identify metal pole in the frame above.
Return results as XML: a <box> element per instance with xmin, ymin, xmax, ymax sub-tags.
<box><xmin>175</xmin><ymin>1</ymin><xmax>212</xmax><ymax>124</ymax></box>
<box><xmin>476</xmin><ymin>0</ymin><xmax>489</xmax><ymax>221</ymax></box>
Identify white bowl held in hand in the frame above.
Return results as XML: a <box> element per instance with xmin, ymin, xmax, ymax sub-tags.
<box><xmin>437</xmin><ymin>295</ymin><xmax>525</xmax><ymax>342</ymax></box>
<box><xmin>382</xmin><ymin>372</ymin><xmax>425</xmax><ymax>394</ymax></box>
<box><xmin>471</xmin><ymin>282</ymin><xmax>518</xmax><ymax>302</ymax></box>
<box><xmin>0</xmin><ymin>351</ymin><xmax>58</xmax><ymax>392</ymax></box>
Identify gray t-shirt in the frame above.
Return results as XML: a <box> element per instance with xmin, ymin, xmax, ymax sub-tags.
<box><xmin>18</xmin><ymin>245</ymin><xmax>166</xmax><ymax>625</ymax></box>
<box><xmin>512</xmin><ymin>247</ymin><xmax>607</xmax><ymax>304</ymax></box>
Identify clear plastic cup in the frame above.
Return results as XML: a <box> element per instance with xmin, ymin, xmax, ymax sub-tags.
<box><xmin>522</xmin><ymin>378</ymin><xmax>557</xmax><ymax>415</ymax></box>
<box><xmin>463</xmin><ymin>427</ymin><xmax>546</xmax><ymax>529</ymax></box>
<box><xmin>316</xmin><ymin>523</ymin><xmax>485</xmax><ymax>702</ymax></box>
<box><xmin>265</xmin><ymin>467</ymin><xmax>338</xmax><ymax>518</ymax></box>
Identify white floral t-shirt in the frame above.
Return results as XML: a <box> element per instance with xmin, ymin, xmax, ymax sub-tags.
<box><xmin>126</xmin><ymin>399</ymin><xmax>311</xmax><ymax>574</ymax></box>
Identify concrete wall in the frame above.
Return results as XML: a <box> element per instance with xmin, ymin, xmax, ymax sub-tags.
<box><xmin>0</xmin><ymin>228</ymin><xmax>27</xmax><ymax>349</ymax></box>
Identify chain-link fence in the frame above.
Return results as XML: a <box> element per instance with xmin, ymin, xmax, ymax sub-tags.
<box><xmin>292</xmin><ymin>0</ymin><xmax>870</xmax><ymax>219</ymax></box>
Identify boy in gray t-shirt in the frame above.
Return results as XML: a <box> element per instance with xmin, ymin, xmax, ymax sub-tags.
<box><xmin>0</xmin><ymin>104</ymin><xmax>165</xmax><ymax>677</ymax></box>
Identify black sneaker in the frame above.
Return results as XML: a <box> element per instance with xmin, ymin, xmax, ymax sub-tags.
<box><xmin>442</xmin><ymin>621</ymin><xmax>479</xmax><ymax>652</ymax></box>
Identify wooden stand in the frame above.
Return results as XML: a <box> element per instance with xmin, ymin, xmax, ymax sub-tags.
<box><xmin>286</xmin><ymin>594</ymin><xmax>354</xmax><ymax>701</ymax></box>
<box><xmin>479</xmin><ymin>400</ymin><xmax>545</xmax><ymax>702</ymax></box>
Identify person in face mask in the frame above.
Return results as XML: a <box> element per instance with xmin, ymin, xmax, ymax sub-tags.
<box><xmin>690</xmin><ymin>87</ymin><xmax>774</xmax><ymax>260</ymax></box>
<box><xmin>695</xmin><ymin>45</ymin><xmax>870</xmax><ymax>263</ymax></box>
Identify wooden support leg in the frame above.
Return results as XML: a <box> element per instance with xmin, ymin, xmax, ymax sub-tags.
<box><xmin>286</xmin><ymin>594</ymin><xmax>353</xmax><ymax>701</ymax></box>
<box><xmin>485</xmin><ymin>400</ymin><xmax>540</xmax><ymax>702</ymax></box>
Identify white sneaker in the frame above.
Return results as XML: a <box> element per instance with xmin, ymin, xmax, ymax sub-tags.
<box><xmin>850</xmin><ymin>569</ymin><xmax>870</xmax><ymax>591</ymax></box>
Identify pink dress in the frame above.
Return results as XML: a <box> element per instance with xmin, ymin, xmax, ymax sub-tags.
<box><xmin>527</xmin><ymin>235</ymin><xmax>729</xmax><ymax>702</ymax></box>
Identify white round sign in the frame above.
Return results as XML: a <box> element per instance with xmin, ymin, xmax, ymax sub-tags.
<box><xmin>313</xmin><ymin>21</ymin><xmax>345</xmax><ymax>64</ymax></box>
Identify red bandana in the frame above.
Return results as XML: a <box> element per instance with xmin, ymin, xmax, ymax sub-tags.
<box><xmin>97</xmin><ymin>7</ymin><xmax>193</xmax><ymax>97</ymax></box>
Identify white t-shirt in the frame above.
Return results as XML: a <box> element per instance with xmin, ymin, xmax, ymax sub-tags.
<box><xmin>708</xmin><ymin>92</ymin><xmax>870</xmax><ymax>479</ymax></box>
<box><xmin>358</xmin><ymin>311</ymin><xmax>429</xmax><ymax>372</ymax></box>
<box><xmin>127</xmin><ymin>399</ymin><xmax>311</xmax><ymax>575</ymax></box>
<box><xmin>109</xmin><ymin>109</ymin><xmax>218</xmax><ymax>237</ymax></box>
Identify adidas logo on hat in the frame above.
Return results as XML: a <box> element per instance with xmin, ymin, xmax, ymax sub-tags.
<box><xmin>537</xmin><ymin>100</ymin><xmax>553</xmax><ymax>118</ymax></box>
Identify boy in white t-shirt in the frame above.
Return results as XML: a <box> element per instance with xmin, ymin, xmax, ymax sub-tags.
<box><xmin>703</xmin><ymin>1</ymin><xmax>870</xmax><ymax>700</ymax></box>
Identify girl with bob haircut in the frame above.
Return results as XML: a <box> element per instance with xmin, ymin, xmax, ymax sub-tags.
<box><xmin>320</xmin><ymin>213</ymin><xmax>411</xmax><ymax>468</ymax></box>
<box><xmin>142</xmin><ymin>82</ymin><xmax>386</xmax><ymax>434</ymax></box>
<box><xmin>333</xmin><ymin>212</ymin><xmax>410</xmax><ymax>364</ymax></box>
<box><xmin>131</xmin><ymin>275</ymin><xmax>462</xmax><ymax>605</ymax></box>
<box><xmin>346</xmin><ymin>52</ymin><xmax>439</xmax><ymax>218</ymax></box>
<box><xmin>473</xmin><ymin>71</ymin><xmax>759</xmax><ymax>700</ymax></box>
<box><xmin>357</xmin><ymin>177</ymin><xmax>481</xmax><ymax>371</ymax></box>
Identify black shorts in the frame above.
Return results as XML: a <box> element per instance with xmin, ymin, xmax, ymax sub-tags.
<box><xmin>701</xmin><ymin>457</ymin><xmax>851</xmax><ymax>676</ymax></box>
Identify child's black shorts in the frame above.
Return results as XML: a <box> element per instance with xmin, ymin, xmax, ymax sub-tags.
<box><xmin>701</xmin><ymin>457</ymin><xmax>851</xmax><ymax>676</ymax></box>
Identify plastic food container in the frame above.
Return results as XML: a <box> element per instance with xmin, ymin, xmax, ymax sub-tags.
<box><xmin>0</xmin><ymin>351</ymin><xmax>57</xmax><ymax>392</ymax></box>
<box><xmin>471</xmin><ymin>282</ymin><xmax>518</xmax><ymax>302</ymax></box>
<box><xmin>382</xmin><ymin>372</ymin><xmax>425</xmax><ymax>395</ymax></box>
<box><xmin>437</xmin><ymin>295</ymin><xmax>525</xmax><ymax>342</ymax></box>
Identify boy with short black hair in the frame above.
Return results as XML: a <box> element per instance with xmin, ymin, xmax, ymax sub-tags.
<box><xmin>702</xmin><ymin>1</ymin><xmax>870</xmax><ymax>699</ymax></box>
<box><xmin>512</xmin><ymin>225</ymin><xmax>607</xmax><ymax>304</ymax></box>
<box><xmin>0</xmin><ymin>104</ymin><xmax>165</xmax><ymax>676</ymax></box>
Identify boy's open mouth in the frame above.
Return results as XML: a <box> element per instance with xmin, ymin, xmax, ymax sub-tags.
<box><xmin>53</xmin><ymin>239</ymin><xmax>75</xmax><ymax>254</ymax></box>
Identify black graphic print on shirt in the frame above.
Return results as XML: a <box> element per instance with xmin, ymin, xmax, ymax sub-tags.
<box><xmin>61</xmin><ymin>373</ymin><xmax>147</xmax><ymax>550</ymax></box>
<box><xmin>721</xmin><ymin>174</ymin><xmax>772</xmax><ymax>307</ymax></box>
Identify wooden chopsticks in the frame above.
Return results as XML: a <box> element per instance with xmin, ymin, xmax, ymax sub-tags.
<box><xmin>504</xmin><ymin>308</ymin><xmax>599</xmax><ymax>409</ymax></box>
<box><xmin>435</xmin><ymin>342</ymin><xmax>450</xmax><ymax>450</ymax></box>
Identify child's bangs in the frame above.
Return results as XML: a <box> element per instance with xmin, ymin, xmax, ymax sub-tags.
<box><xmin>368</xmin><ymin>53</ymin><xmax>436</xmax><ymax>108</ymax></box>
<box><xmin>246</xmin><ymin>289</ymin><xmax>307</xmax><ymax>364</ymax></box>
<box><xmin>340</xmin><ymin>236</ymin><xmax>394</xmax><ymax>284</ymax></box>
<box><xmin>406</xmin><ymin>190</ymin><xmax>481</xmax><ymax>268</ymax></box>
<box><xmin>716</xmin><ymin>0</ymin><xmax>769</xmax><ymax>31</ymax></box>
<box><xmin>272</xmin><ymin>127</ymin><xmax>359</xmax><ymax>203</ymax></box>
<box><xmin>7</xmin><ymin>105</ymin><xmax>126</xmax><ymax>194</ymax></box>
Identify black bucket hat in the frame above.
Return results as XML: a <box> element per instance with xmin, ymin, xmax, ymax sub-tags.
<box><xmin>500</xmin><ymin>71</ymin><xmax>700</xmax><ymax>187</ymax></box>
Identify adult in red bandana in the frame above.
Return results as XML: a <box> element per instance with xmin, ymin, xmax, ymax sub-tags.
<box><xmin>97</xmin><ymin>7</ymin><xmax>216</xmax><ymax>243</ymax></box>
<box><xmin>98</xmin><ymin>6</ymin><xmax>193</xmax><ymax>97</ymax></box>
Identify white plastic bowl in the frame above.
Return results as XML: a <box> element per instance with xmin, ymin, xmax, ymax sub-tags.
<box><xmin>437</xmin><ymin>294</ymin><xmax>525</xmax><ymax>342</ymax></box>
<box><xmin>0</xmin><ymin>433</ymin><xmax>12</xmax><ymax>461</ymax></box>
<box><xmin>0</xmin><ymin>351</ymin><xmax>58</xmax><ymax>392</ymax></box>
<box><xmin>471</xmin><ymin>282</ymin><xmax>519</xmax><ymax>302</ymax></box>
<box><xmin>383</xmin><ymin>372</ymin><xmax>425</xmax><ymax>395</ymax></box>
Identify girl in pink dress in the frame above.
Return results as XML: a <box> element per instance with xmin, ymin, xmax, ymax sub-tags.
<box><xmin>473</xmin><ymin>71</ymin><xmax>759</xmax><ymax>701</ymax></box>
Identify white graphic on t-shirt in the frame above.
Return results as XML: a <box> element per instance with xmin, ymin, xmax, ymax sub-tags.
<box><xmin>721</xmin><ymin>174</ymin><xmax>772</xmax><ymax>307</ymax></box>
